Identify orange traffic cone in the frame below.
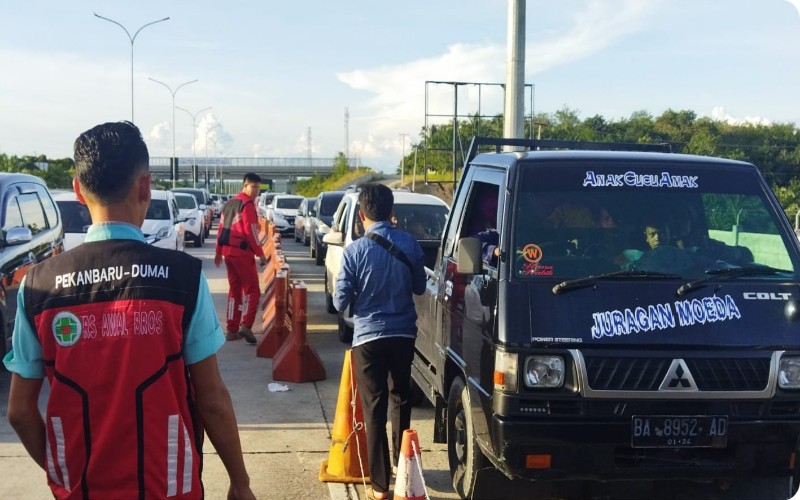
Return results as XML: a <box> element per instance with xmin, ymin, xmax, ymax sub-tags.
<box><xmin>319</xmin><ymin>350</ymin><xmax>370</xmax><ymax>483</ymax></box>
<box><xmin>394</xmin><ymin>429</ymin><xmax>428</xmax><ymax>500</ymax></box>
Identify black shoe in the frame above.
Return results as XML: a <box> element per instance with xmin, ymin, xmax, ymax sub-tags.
<box><xmin>239</xmin><ymin>325</ymin><xmax>257</xmax><ymax>344</ymax></box>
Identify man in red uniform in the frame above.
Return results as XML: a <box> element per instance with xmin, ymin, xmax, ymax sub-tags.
<box><xmin>215</xmin><ymin>173</ymin><xmax>267</xmax><ymax>343</ymax></box>
<box><xmin>3</xmin><ymin>121</ymin><xmax>255</xmax><ymax>499</ymax></box>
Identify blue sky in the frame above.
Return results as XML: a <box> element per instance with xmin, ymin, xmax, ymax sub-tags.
<box><xmin>1</xmin><ymin>0</ymin><xmax>799</xmax><ymax>172</ymax></box>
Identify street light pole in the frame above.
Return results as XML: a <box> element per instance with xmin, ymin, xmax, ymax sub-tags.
<box><xmin>93</xmin><ymin>13</ymin><xmax>169</xmax><ymax>123</ymax></box>
<box><xmin>176</xmin><ymin>106</ymin><xmax>212</xmax><ymax>188</ymax></box>
<box><xmin>149</xmin><ymin>78</ymin><xmax>198</xmax><ymax>188</ymax></box>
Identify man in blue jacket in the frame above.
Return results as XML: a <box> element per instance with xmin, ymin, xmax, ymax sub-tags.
<box><xmin>333</xmin><ymin>184</ymin><xmax>426</xmax><ymax>500</ymax></box>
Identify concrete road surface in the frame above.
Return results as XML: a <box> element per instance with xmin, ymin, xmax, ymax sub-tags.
<box><xmin>0</xmin><ymin>226</ymin><xmax>461</xmax><ymax>500</ymax></box>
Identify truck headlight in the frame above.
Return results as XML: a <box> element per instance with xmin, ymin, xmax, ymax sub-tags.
<box><xmin>779</xmin><ymin>356</ymin><xmax>800</xmax><ymax>389</ymax></box>
<box><xmin>494</xmin><ymin>351</ymin><xmax>518</xmax><ymax>391</ymax></box>
<box><xmin>523</xmin><ymin>356</ymin><xmax>565</xmax><ymax>388</ymax></box>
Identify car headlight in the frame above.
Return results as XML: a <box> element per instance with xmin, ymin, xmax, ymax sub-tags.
<box><xmin>156</xmin><ymin>226</ymin><xmax>172</xmax><ymax>239</ymax></box>
<box><xmin>494</xmin><ymin>351</ymin><xmax>518</xmax><ymax>391</ymax></box>
<box><xmin>273</xmin><ymin>214</ymin><xmax>287</xmax><ymax>224</ymax></box>
<box><xmin>523</xmin><ymin>356</ymin><xmax>565</xmax><ymax>389</ymax></box>
<box><xmin>187</xmin><ymin>218</ymin><xmax>196</xmax><ymax>226</ymax></box>
<box><xmin>779</xmin><ymin>356</ymin><xmax>800</xmax><ymax>389</ymax></box>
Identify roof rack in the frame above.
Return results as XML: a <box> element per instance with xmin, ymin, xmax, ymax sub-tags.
<box><xmin>464</xmin><ymin>136</ymin><xmax>672</xmax><ymax>167</ymax></box>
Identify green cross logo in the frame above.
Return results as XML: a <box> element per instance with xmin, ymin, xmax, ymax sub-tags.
<box><xmin>51</xmin><ymin>312</ymin><xmax>82</xmax><ymax>347</ymax></box>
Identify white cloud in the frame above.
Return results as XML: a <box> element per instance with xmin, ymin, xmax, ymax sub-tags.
<box><xmin>709</xmin><ymin>106</ymin><xmax>772</xmax><ymax>126</ymax></box>
<box><xmin>195</xmin><ymin>114</ymin><xmax>235</xmax><ymax>156</ymax></box>
<box><xmin>147</xmin><ymin>122</ymin><xmax>171</xmax><ymax>152</ymax></box>
<box><xmin>337</xmin><ymin>0</ymin><xmax>665</xmax><ymax>171</ymax></box>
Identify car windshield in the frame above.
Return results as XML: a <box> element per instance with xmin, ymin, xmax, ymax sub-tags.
<box><xmin>57</xmin><ymin>201</ymin><xmax>92</xmax><ymax>233</ymax></box>
<box><xmin>353</xmin><ymin>203</ymin><xmax>449</xmax><ymax>241</ymax></box>
<box><xmin>175</xmin><ymin>196</ymin><xmax>196</xmax><ymax>210</ymax></box>
<box><xmin>146</xmin><ymin>199</ymin><xmax>170</xmax><ymax>220</ymax></box>
<box><xmin>511</xmin><ymin>160</ymin><xmax>799</xmax><ymax>280</ymax></box>
<box><xmin>276</xmin><ymin>198</ymin><xmax>303</xmax><ymax>209</ymax></box>
<box><xmin>320</xmin><ymin>193</ymin><xmax>344</xmax><ymax>215</ymax></box>
<box><xmin>174</xmin><ymin>190</ymin><xmax>203</xmax><ymax>206</ymax></box>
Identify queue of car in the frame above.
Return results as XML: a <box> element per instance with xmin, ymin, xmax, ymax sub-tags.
<box><xmin>255</xmin><ymin>185</ymin><xmax>452</xmax><ymax>343</ymax></box>
<box><xmin>0</xmin><ymin>177</ymin><xmax>232</xmax><ymax>363</ymax></box>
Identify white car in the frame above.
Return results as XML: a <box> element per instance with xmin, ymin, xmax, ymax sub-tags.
<box><xmin>267</xmin><ymin>194</ymin><xmax>304</xmax><ymax>235</ymax></box>
<box><xmin>52</xmin><ymin>190</ymin><xmax>92</xmax><ymax>251</ymax></box>
<box><xmin>174</xmin><ymin>192</ymin><xmax>205</xmax><ymax>247</ymax></box>
<box><xmin>322</xmin><ymin>190</ymin><xmax>450</xmax><ymax>342</ymax></box>
<box><xmin>143</xmin><ymin>189</ymin><xmax>185</xmax><ymax>251</ymax></box>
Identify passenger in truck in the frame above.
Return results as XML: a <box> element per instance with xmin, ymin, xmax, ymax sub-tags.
<box><xmin>465</xmin><ymin>188</ymin><xmax>500</xmax><ymax>265</ymax></box>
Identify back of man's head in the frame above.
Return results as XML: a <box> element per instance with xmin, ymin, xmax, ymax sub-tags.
<box><xmin>74</xmin><ymin>121</ymin><xmax>149</xmax><ymax>203</ymax></box>
<box><xmin>358</xmin><ymin>184</ymin><xmax>393</xmax><ymax>222</ymax></box>
<box><xmin>243</xmin><ymin>172</ymin><xmax>261</xmax><ymax>185</ymax></box>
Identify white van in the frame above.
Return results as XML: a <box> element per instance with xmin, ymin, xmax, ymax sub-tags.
<box><xmin>51</xmin><ymin>190</ymin><xmax>91</xmax><ymax>251</ymax></box>
<box><xmin>267</xmin><ymin>194</ymin><xmax>304</xmax><ymax>235</ymax></box>
<box><xmin>173</xmin><ymin>192</ymin><xmax>205</xmax><ymax>247</ymax></box>
<box><xmin>143</xmin><ymin>189</ymin><xmax>185</xmax><ymax>251</ymax></box>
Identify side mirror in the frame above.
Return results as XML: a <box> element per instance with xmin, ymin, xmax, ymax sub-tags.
<box><xmin>323</xmin><ymin>231</ymin><xmax>344</xmax><ymax>246</ymax></box>
<box><xmin>456</xmin><ymin>237</ymin><xmax>483</xmax><ymax>274</ymax></box>
<box><xmin>4</xmin><ymin>226</ymin><xmax>32</xmax><ymax>246</ymax></box>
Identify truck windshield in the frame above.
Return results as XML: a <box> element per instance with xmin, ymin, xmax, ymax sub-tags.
<box><xmin>512</xmin><ymin>160</ymin><xmax>799</xmax><ymax>280</ymax></box>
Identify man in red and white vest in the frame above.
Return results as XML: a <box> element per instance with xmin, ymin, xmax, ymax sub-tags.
<box><xmin>215</xmin><ymin>172</ymin><xmax>267</xmax><ymax>343</ymax></box>
<box><xmin>3</xmin><ymin>121</ymin><xmax>255</xmax><ymax>499</ymax></box>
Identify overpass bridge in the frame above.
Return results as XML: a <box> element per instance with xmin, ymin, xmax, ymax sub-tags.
<box><xmin>149</xmin><ymin>156</ymin><xmax>338</xmax><ymax>191</ymax></box>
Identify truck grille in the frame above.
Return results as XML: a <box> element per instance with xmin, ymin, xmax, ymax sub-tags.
<box><xmin>584</xmin><ymin>356</ymin><xmax>771</xmax><ymax>392</ymax></box>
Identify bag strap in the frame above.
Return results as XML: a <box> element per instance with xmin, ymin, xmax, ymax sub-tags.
<box><xmin>365</xmin><ymin>232</ymin><xmax>413</xmax><ymax>273</ymax></box>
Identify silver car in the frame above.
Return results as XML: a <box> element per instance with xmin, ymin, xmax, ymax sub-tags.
<box><xmin>294</xmin><ymin>197</ymin><xmax>316</xmax><ymax>245</ymax></box>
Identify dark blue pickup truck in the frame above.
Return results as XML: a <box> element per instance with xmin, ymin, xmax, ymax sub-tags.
<box><xmin>412</xmin><ymin>137</ymin><xmax>800</xmax><ymax>499</ymax></box>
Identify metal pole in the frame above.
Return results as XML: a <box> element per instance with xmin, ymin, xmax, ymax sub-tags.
<box><xmin>94</xmin><ymin>13</ymin><xmax>169</xmax><ymax>123</ymax></box>
<box><xmin>177</xmin><ymin>106</ymin><xmax>212</xmax><ymax>188</ymax></box>
<box><xmin>149</xmin><ymin>78</ymin><xmax>198</xmax><ymax>188</ymax></box>
<box><xmin>452</xmin><ymin>84</ymin><xmax>458</xmax><ymax>184</ymax></box>
<box><xmin>412</xmin><ymin>145</ymin><xmax>417</xmax><ymax>192</ymax></box>
<box><xmin>503</xmin><ymin>0</ymin><xmax>526</xmax><ymax>148</ymax></box>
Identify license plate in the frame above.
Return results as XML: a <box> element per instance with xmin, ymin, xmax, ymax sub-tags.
<box><xmin>631</xmin><ymin>415</ymin><xmax>728</xmax><ymax>448</ymax></box>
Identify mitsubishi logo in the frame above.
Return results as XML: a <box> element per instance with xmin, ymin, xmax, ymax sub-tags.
<box><xmin>659</xmin><ymin>359</ymin><xmax>698</xmax><ymax>391</ymax></box>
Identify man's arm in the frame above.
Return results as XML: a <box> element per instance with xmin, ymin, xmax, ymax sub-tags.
<box><xmin>188</xmin><ymin>355</ymin><xmax>255</xmax><ymax>500</ymax></box>
<box><xmin>333</xmin><ymin>251</ymin><xmax>355</xmax><ymax>312</ymax></box>
<box><xmin>241</xmin><ymin>202</ymin><xmax>266</xmax><ymax>262</ymax></box>
<box><xmin>7</xmin><ymin>374</ymin><xmax>46</xmax><ymax>469</ymax></box>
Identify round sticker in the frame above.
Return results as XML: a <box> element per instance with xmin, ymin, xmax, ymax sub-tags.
<box><xmin>52</xmin><ymin>311</ymin><xmax>82</xmax><ymax>348</ymax></box>
<box><xmin>521</xmin><ymin>243</ymin><xmax>543</xmax><ymax>264</ymax></box>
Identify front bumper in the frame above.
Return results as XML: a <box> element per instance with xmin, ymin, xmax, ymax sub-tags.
<box><xmin>487</xmin><ymin>411</ymin><xmax>799</xmax><ymax>482</ymax></box>
<box><xmin>272</xmin><ymin>222</ymin><xmax>294</xmax><ymax>235</ymax></box>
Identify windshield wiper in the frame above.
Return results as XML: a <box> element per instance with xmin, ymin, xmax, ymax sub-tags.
<box><xmin>676</xmin><ymin>265</ymin><xmax>788</xmax><ymax>297</ymax></box>
<box><xmin>552</xmin><ymin>269</ymin><xmax>681</xmax><ymax>295</ymax></box>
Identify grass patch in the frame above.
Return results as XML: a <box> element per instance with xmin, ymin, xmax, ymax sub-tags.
<box><xmin>296</xmin><ymin>169</ymin><xmax>375</xmax><ymax>197</ymax></box>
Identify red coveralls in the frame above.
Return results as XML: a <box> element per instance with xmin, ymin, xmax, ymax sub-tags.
<box><xmin>216</xmin><ymin>192</ymin><xmax>266</xmax><ymax>333</ymax></box>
